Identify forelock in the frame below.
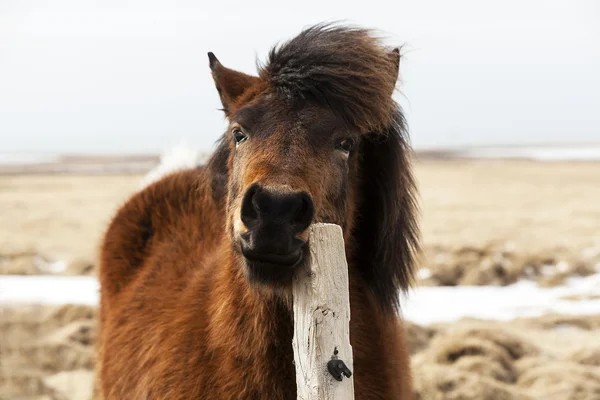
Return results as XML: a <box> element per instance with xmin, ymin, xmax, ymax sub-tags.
<box><xmin>258</xmin><ymin>23</ymin><xmax>400</xmax><ymax>133</ymax></box>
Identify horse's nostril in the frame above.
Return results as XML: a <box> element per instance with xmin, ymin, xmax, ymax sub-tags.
<box><xmin>240</xmin><ymin>184</ymin><xmax>260</xmax><ymax>226</ymax></box>
<box><xmin>291</xmin><ymin>192</ymin><xmax>314</xmax><ymax>232</ymax></box>
<box><xmin>240</xmin><ymin>185</ymin><xmax>314</xmax><ymax>232</ymax></box>
<box><xmin>253</xmin><ymin>189</ymin><xmax>274</xmax><ymax>215</ymax></box>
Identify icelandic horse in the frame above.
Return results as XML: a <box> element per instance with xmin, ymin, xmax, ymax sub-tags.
<box><xmin>97</xmin><ymin>24</ymin><xmax>420</xmax><ymax>399</ymax></box>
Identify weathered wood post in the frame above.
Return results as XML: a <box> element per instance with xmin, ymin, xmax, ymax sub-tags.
<box><xmin>292</xmin><ymin>223</ymin><xmax>355</xmax><ymax>400</ymax></box>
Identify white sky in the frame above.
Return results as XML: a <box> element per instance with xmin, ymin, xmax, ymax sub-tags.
<box><xmin>1</xmin><ymin>0</ymin><xmax>599</xmax><ymax>154</ymax></box>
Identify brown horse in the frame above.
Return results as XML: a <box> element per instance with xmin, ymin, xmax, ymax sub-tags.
<box><xmin>97</xmin><ymin>24</ymin><xmax>420</xmax><ymax>399</ymax></box>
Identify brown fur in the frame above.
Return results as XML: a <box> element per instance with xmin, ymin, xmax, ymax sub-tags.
<box><xmin>97</xmin><ymin>23</ymin><xmax>419</xmax><ymax>399</ymax></box>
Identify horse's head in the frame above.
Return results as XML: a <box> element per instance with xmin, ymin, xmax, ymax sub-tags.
<box><xmin>207</xmin><ymin>25</ymin><xmax>419</xmax><ymax>310</ymax></box>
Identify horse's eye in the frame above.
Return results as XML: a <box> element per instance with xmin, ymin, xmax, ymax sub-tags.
<box><xmin>232</xmin><ymin>128</ymin><xmax>248</xmax><ymax>146</ymax></box>
<box><xmin>336</xmin><ymin>138</ymin><xmax>355</xmax><ymax>153</ymax></box>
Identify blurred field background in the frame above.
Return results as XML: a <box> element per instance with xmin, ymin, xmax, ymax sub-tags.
<box><xmin>2</xmin><ymin>1</ymin><xmax>600</xmax><ymax>399</ymax></box>
<box><xmin>1</xmin><ymin>153</ymin><xmax>600</xmax><ymax>399</ymax></box>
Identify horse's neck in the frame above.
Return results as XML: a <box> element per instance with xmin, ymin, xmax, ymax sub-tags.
<box><xmin>206</xmin><ymin>251</ymin><xmax>294</xmax><ymax>360</ymax></box>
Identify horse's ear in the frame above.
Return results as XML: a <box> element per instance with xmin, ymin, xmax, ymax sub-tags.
<box><xmin>353</xmin><ymin>109</ymin><xmax>420</xmax><ymax>314</ymax></box>
<box><xmin>208</xmin><ymin>52</ymin><xmax>260</xmax><ymax>116</ymax></box>
<box><xmin>390</xmin><ymin>48</ymin><xmax>400</xmax><ymax>81</ymax></box>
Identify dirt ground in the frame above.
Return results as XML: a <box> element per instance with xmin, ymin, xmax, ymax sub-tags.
<box><xmin>1</xmin><ymin>159</ymin><xmax>600</xmax><ymax>399</ymax></box>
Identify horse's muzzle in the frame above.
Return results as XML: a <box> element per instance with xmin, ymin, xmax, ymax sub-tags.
<box><xmin>239</xmin><ymin>183</ymin><xmax>314</xmax><ymax>283</ymax></box>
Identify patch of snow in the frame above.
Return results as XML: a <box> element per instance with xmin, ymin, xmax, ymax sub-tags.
<box><xmin>417</xmin><ymin>268</ymin><xmax>432</xmax><ymax>280</ymax></box>
<box><xmin>563</xmin><ymin>273</ymin><xmax>600</xmax><ymax>294</ymax></box>
<box><xmin>139</xmin><ymin>143</ymin><xmax>207</xmax><ymax>189</ymax></box>
<box><xmin>33</xmin><ymin>256</ymin><xmax>67</xmax><ymax>273</ymax></box>
<box><xmin>2</xmin><ymin>273</ymin><xmax>599</xmax><ymax>326</ymax></box>
<box><xmin>0</xmin><ymin>276</ymin><xmax>98</xmax><ymax>306</ymax></box>
<box><xmin>556</xmin><ymin>261</ymin><xmax>569</xmax><ymax>273</ymax></box>
<box><xmin>401</xmin><ymin>273</ymin><xmax>600</xmax><ymax>325</ymax></box>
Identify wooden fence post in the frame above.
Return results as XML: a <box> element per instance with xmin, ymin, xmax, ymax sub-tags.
<box><xmin>292</xmin><ymin>223</ymin><xmax>355</xmax><ymax>400</ymax></box>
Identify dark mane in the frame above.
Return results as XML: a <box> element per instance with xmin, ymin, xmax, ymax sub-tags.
<box><xmin>259</xmin><ymin>24</ymin><xmax>399</xmax><ymax>132</ymax></box>
<box><xmin>354</xmin><ymin>108</ymin><xmax>420</xmax><ymax>313</ymax></box>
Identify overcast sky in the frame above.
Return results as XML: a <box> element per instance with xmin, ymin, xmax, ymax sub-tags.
<box><xmin>1</xmin><ymin>0</ymin><xmax>598</xmax><ymax>154</ymax></box>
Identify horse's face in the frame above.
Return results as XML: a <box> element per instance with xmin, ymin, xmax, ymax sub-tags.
<box><xmin>225</xmin><ymin>97</ymin><xmax>359</xmax><ymax>285</ymax></box>
<box><xmin>207</xmin><ymin>55</ymin><xmax>361</xmax><ymax>286</ymax></box>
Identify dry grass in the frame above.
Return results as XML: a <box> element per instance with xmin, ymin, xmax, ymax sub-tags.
<box><xmin>0</xmin><ymin>305</ymin><xmax>97</xmax><ymax>399</ymax></box>
<box><xmin>3</xmin><ymin>305</ymin><xmax>599</xmax><ymax>400</ymax></box>
<box><xmin>409</xmin><ymin>317</ymin><xmax>600</xmax><ymax>399</ymax></box>
<box><xmin>2</xmin><ymin>160</ymin><xmax>600</xmax><ymax>283</ymax></box>
<box><xmin>0</xmin><ymin>175</ymin><xmax>140</xmax><ymax>274</ymax></box>
<box><xmin>418</xmin><ymin>243</ymin><xmax>600</xmax><ymax>287</ymax></box>
<box><xmin>415</xmin><ymin>159</ymin><xmax>600</xmax><ymax>252</ymax></box>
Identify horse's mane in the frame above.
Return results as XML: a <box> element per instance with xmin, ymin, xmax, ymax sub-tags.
<box><xmin>255</xmin><ymin>24</ymin><xmax>419</xmax><ymax>313</ymax></box>
<box><xmin>259</xmin><ymin>23</ymin><xmax>399</xmax><ymax>133</ymax></box>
